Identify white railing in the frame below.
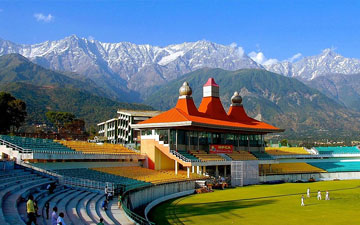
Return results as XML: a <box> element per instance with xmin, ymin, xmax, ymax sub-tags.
<box><xmin>170</xmin><ymin>150</ymin><xmax>201</xmax><ymax>162</ymax></box>
<box><xmin>18</xmin><ymin>161</ymin><xmax>114</xmax><ymax>192</ymax></box>
<box><xmin>272</xmin><ymin>154</ymin><xmax>322</xmax><ymax>159</ymax></box>
<box><xmin>0</xmin><ymin>138</ymin><xmax>32</xmax><ymax>153</ymax></box>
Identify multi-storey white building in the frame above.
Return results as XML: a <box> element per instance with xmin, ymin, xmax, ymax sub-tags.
<box><xmin>97</xmin><ymin>110</ymin><xmax>161</xmax><ymax>144</ymax></box>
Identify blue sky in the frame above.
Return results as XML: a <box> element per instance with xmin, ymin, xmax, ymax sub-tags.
<box><xmin>0</xmin><ymin>0</ymin><xmax>359</xmax><ymax>61</ymax></box>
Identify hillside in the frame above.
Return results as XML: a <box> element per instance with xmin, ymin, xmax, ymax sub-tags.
<box><xmin>145</xmin><ymin>68</ymin><xmax>360</xmax><ymax>138</ymax></box>
<box><xmin>0</xmin><ymin>82</ymin><xmax>153</xmax><ymax>128</ymax></box>
<box><xmin>306</xmin><ymin>73</ymin><xmax>360</xmax><ymax>112</ymax></box>
<box><xmin>0</xmin><ymin>53</ymin><xmax>140</xmax><ymax>102</ymax></box>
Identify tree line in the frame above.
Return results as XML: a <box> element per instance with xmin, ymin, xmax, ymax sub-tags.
<box><xmin>0</xmin><ymin>92</ymin><xmax>90</xmax><ymax>136</ymax></box>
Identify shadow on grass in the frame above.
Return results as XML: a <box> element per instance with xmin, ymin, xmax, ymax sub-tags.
<box><xmin>165</xmin><ymin>199</ymin><xmax>277</xmax><ymax>225</ymax></box>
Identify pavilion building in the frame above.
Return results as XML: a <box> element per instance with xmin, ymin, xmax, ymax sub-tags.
<box><xmin>132</xmin><ymin>78</ymin><xmax>284</xmax><ymax>185</ymax></box>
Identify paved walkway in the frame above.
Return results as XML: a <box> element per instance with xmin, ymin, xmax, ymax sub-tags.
<box><xmin>110</xmin><ymin>200</ymin><xmax>135</xmax><ymax>225</ymax></box>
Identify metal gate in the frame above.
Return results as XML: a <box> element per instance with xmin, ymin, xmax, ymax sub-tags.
<box><xmin>231</xmin><ymin>161</ymin><xmax>259</xmax><ymax>187</ymax></box>
<box><xmin>231</xmin><ymin>161</ymin><xmax>243</xmax><ymax>187</ymax></box>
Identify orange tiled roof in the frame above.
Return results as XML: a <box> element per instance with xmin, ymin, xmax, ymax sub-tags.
<box><xmin>138</xmin><ymin>98</ymin><xmax>282</xmax><ymax>132</ymax></box>
<box><xmin>137</xmin><ymin>77</ymin><xmax>283</xmax><ymax>133</ymax></box>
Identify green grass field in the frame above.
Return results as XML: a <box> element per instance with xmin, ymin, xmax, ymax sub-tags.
<box><xmin>149</xmin><ymin>180</ymin><xmax>360</xmax><ymax>225</ymax></box>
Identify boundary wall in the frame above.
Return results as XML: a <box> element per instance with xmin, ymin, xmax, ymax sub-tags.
<box><xmin>122</xmin><ymin>180</ymin><xmax>196</xmax><ymax>224</ymax></box>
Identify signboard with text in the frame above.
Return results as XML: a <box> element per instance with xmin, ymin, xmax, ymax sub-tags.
<box><xmin>209</xmin><ymin>144</ymin><xmax>233</xmax><ymax>154</ymax></box>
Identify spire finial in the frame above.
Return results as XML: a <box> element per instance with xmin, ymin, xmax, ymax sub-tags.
<box><xmin>231</xmin><ymin>91</ymin><xmax>242</xmax><ymax>106</ymax></box>
<box><xmin>179</xmin><ymin>81</ymin><xmax>192</xmax><ymax>97</ymax></box>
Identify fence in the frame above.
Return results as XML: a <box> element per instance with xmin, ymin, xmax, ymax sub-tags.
<box><xmin>0</xmin><ymin>139</ymin><xmax>32</xmax><ymax>154</ymax></box>
<box><xmin>17</xmin><ymin>161</ymin><xmax>115</xmax><ymax>193</ymax></box>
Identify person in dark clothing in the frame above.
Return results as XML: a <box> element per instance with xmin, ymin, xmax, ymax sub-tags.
<box><xmin>34</xmin><ymin>200</ymin><xmax>40</xmax><ymax>217</ymax></box>
<box><xmin>45</xmin><ymin>202</ymin><xmax>50</xmax><ymax>219</ymax></box>
<box><xmin>49</xmin><ymin>183</ymin><xmax>56</xmax><ymax>194</ymax></box>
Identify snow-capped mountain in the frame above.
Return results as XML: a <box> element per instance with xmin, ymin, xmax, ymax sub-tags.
<box><xmin>0</xmin><ymin>35</ymin><xmax>261</xmax><ymax>97</ymax></box>
<box><xmin>265</xmin><ymin>49</ymin><xmax>360</xmax><ymax>80</ymax></box>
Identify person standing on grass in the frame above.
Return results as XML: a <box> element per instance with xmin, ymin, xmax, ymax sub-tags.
<box><xmin>325</xmin><ymin>190</ymin><xmax>330</xmax><ymax>200</ymax></box>
<box><xmin>307</xmin><ymin>187</ymin><xmax>310</xmax><ymax>198</ymax></box>
<box><xmin>301</xmin><ymin>195</ymin><xmax>305</xmax><ymax>206</ymax></box>
<box><xmin>317</xmin><ymin>190</ymin><xmax>322</xmax><ymax>200</ymax></box>
<box><xmin>51</xmin><ymin>207</ymin><xmax>58</xmax><ymax>225</ymax></box>
<box><xmin>26</xmin><ymin>195</ymin><xmax>37</xmax><ymax>225</ymax></box>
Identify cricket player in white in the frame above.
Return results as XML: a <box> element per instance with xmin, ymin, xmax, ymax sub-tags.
<box><xmin>307</xmin><ymin>188</ymin><xmax>310</xmax><ymax>198</ymax></box>
<box><xmin>317</xmin><ymin>190</ymin><xmax>322</xmax><ymax>200</ymax></box>
<box><xmin>325</xmin><ymin>190</ymin><xmax>330</xmax><ymax>200</ymax></box>
<box><xmin>301</xmin><ymin>195</ymin><xmax>305</xmax><ymax>206</ymax></box>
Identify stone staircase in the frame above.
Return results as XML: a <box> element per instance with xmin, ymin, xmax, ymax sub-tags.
<box><xmin>0</xmin><ymin>167</ymin><xmax>135</xmax><ymax>225</ymax></box>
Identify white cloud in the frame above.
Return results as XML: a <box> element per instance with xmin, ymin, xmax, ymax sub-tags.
<box><xmin>229</xmin><ymin>42</ymin><xmax>237</xmax><ymax>48</ymax></box>
<box><xmin>229</xmin><ymin>42</ymin><xmax>245</xmax><ymax>57</ymax></box>
<box><xmin>87</xmin><ymin>35</ymin><xmax>95</xmax><ymax>41</ymax></box>
<box><xmin>248</xmin><ymin>51</ymin><xmax>278</xmax><ymax>65</ymax></box>
<box><xmin>237</xmin><ymin>46</ymin><xmax>245</xmax><ymax>58</ymax></box>
<box><xmin>34</xmin><ymin>13</ymin><xmax>54</xmax><ymax>23</ymax></box>
<box><xmin>287</xmin><ymin>53</ymin><xmax>302</xmax><ymax>63</ymax></box>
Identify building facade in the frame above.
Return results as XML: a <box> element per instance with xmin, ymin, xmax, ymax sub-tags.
<box><xmin>97</xmin><ymin>110</ymin><xmax>161</xmax><ymax>144</ymax></box>
<box><xmin>132</xmin><ymin>78</ymin><xmax>284</xmax><ymax>180</ymax></box>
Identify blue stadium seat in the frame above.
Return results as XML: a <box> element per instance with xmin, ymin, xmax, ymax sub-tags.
<box><xmin>309</xmin><ymin>162</ymin><xmax>360</xmax><ymax>172</ymax></box>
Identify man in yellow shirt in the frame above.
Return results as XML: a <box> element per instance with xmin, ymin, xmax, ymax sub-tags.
<box><xmin>26</xmin><ymin>195</ymin><xmax>37</xmax><ymax>225</ymax></box>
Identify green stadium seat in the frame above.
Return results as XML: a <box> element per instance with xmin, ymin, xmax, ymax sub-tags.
<box><xmin>315</xmin><ymin>147</ymin><xmax>360</xmax><ymax>155</ymax></box>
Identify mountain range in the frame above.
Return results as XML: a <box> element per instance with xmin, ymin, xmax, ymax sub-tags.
<box><xmin>0</xmin><ymin>36</ymin><xmax>260</xmax><ymax>99</ymax></box>
<box><xmin>2</xmin><ymin>36</ymin><xmax>360</xmax><ymax>137</ymax></box>
<box><xmin>2</xmin><ymin>36</ymin><xmax>360</xmax><ymax>101</ymax></box>
<box><xmin>0</xmin><ymin>54</ymin><xmax>153</xmax><ymax>128</ymax></box>
<box><xmin>146</xmin><ymin>68</ymin><xmax>360</xmax><ymax>139</ymax></box>
<box><xmin>265</xmin><ymin>49</ymin><xmax>360</xmax><ymax>80</ymax></box>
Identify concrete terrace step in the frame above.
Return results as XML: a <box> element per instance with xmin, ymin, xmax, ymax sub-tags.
<box><xmin>66</xmin><ymin>191</ymin><xmax>90</xmax><ymax>225</ymax></box>
<box><xmin>0</xmin><ymin>174</ymin><xmax>39</xmax><ymax>190</ymax></box>
<box><xmin>38</xmin><ymin>188</ymin><xmax>70</xmax><ymax>225</ymax></box>
<box><xmin>87</xmin><ymin>193</ymin><xmax>103</xmax><ymax>224</ymax></box>
<box><xmin>0</xmin><ymin>169</ymin><xmax>29</xmax><ymax>178</ymax></box>
<box><xmin>2</xmin><ymin>177</ymin><xmax>51</xmax><ymax>225</ymax></box>
<box><xmin>106</xmin><ymin>200</ymin><xmax>121</xmax><ymax>225</ymax></box>
<box><xmin>97</xmin><ymin>195</ymin><xmax>116</xmax><ymax>225</ymax></box>
<box><xmin>109</xmin><ymin>202</ymin><xmax>135</xmax><ymax>225</ymax></box>
<box><xmin>41</xmin><ymin>189</ymin><xmax>76</xmax><ymax>225</ymax></box>
<box><xmin>0</xmin><ymin>176</ymin><xmax>41</xmax><ymax>224</ymax></box>
<box><xmin>0</xmin><ymin>173</ymin><xmax>33</xmax><ymax>183</ymax></box>
<box><xmin>79</xmin><ymin>192</ymin><xmax>98</xmax><ymax>225</ymax></box>
<box><xmin>54</xmin><ymin>190</ymin><xmax>82</xmax><ymax>225</ymax></box>
<box><xmin>18</xmin><ymin>188</ymin><xmax>49</xmax><ymax>223</ymax></box>
<box><xmin>15</xmin><ymin>181</ymin><xmax>51</xmax><ymax>224</ymax></box>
